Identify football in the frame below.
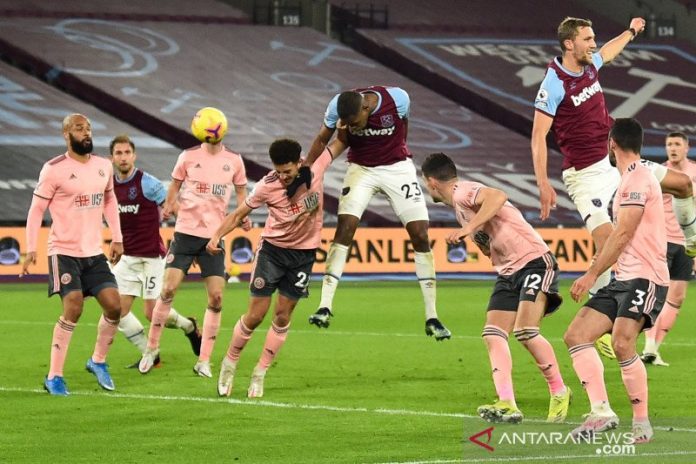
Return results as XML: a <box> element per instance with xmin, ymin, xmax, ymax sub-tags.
<box><xmin>190</xmin><ymin>107</ymin><xmax>228</xmax><ymax>144</ymax></box>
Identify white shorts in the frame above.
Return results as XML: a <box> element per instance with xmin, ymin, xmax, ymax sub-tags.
<box><xmin>338</xmin><ymin>158</ymin><xmax>429</xmax><ymax>225</ymax></box>
<box><xmin>562</xmin><ymin>156</ymin><xmax>620</xmax><ymax>232</ymax></box>
<box><xmin>112</xmin><ymin>255</ymin><xmax>165</xmax><ymax>299</ymax></box>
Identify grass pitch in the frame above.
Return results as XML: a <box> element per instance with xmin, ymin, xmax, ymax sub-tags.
<box><xmin>1</xmin><ymin>280</ymin><xmax>695</xmax><ymax>463</ymax></box>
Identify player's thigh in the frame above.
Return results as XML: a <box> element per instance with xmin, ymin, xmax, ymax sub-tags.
<box><xmin>484</xmin><ymin>309</ymin><xmax>516</xmax><ymax>333</ymax></box>
<box><xmin>112</xmin><ymin>255</ymin><xmax>145</xmax><ymax>297</ymax></box>
<box><xmin>81</xmin><ymin>255</ymin><xmax>118</xmax><ymax>298</ymax></box>
<box><xmin>278</xmin><ymin>249</ymin><xmax>316</xmax><ymax>301</ymax></box>
<box><xmin>142</xmin><ymin>257</ymin><xmax>166</xmax><ymax>300</ymax></box>
<box><xmin>377</xmin><ymin>159</ymin><xmax>429</xmax><ymax>225</ymax></box>
<box><xmin>513</xmin><ymin>253</ymin><xmax>561</xmax><ymax>321</ymax></box>
<box><xmin>615</xmin><ymin>278</ymin><xmax>668</xmax><ymax>331</ymax></box>
<box><xmin>249</xmin><ymin>242</ymin><xmax>286</xmax><ymax>298</ymax></box>
<box><xmin>565</xmin><ymin>304</ymin><xmax>614</xmax><ymax>345</ymax></box>
<box><xmin>165</xmin><ymin>232</ymin><xmax>202</xmax><ymax>275</ymax></box>
<box><xmin>487</xmin><ymin>275</ymin><xmax>520</xmax><ymax>315</ymax></box>
<box><xmin>196</xmin><ymin>242</ymin><xmax>226</xmax><ymax>279</ymax></box>
<box><xmin>562</xmin><ymin>158</ymin><xmax>619</xmax><ymax>231</ymax></box>
<box><xmin>337</xmin><ymin>163</ymin><xmax>379</xmax><ymax>218</ymax></box>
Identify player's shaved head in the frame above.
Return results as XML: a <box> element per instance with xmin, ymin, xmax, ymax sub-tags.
<box><xmin>337</xmin><ymin>91</ymin><xmax>363</xmax><ymax>120</ymax></box>
<box><xmin>422</xmin><ymin>152</ymin><xmax>458</xmax><ymax>181</ymax></box>
<box><xmin>63</xmin><ymin>113</ymin><xmax>90</xmax><ymax>132</ymax></box>
<box><xmin>558</xmin><ymin>17</ymin><xmax>593</xmax><ymax>52</ymax></box>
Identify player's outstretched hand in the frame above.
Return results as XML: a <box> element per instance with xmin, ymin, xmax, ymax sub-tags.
<box><xmin>570</xmin><ymin>272</ymin><xmax>596</xmax><ymax>302</ymax></box>
<box><xmin>629</xmin><ymin>17</ymin><xmax>646</xmax><ymax>35</ymax></box>
<box><xmin>446</xmin><ymin>226</ymin><xmax>472</xmax><ymax>245</ymax></box>
<box><xmin>538</xmin><ymin>181</ymin><xmax>557</xmax><ymax>220</ymax></box>
<box><xmin>286</xmin><ymin>166</ymin><xmax>312</xmax><ymax>198</ymax></box>
<box><xmin>109</xmin><ymin>242</ymin><xmax>124</xmax><ymax>265</ymax></box>
<box><xmin>206</xmin><ymin>238</ymin><xmax>223</xmax><ymax>255</ymax></box>
<box><xmin>19</xmin><ymin>251</ymin><xmax>36</xmax><ymax>277</ymax></box>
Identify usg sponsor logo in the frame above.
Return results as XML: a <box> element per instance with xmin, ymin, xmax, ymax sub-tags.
<box><xmin>571</xmin><ymin>81</ymin><xmax>603</xmax><ymax>106</ymax></box>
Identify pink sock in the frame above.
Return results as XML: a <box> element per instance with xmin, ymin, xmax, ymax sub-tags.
<box><xmin>619</xmin><ymin>354</ymin><xmax>649</xmax><ymax>421</ymax></box>
<box><xmin>226</xmin><ymin>317</ymin><xmax>254</xmax><ymax>362</ymax></box>
<box><xmin>482</xmin><ymin>325</ymin><xmax>515</xmax><ymax>402</ymax></box>
<box><xmin>92</xmin><ymin>315</ymin><xmax>118</xmax><ymax>363</ymax></box>
<box><xmin>48</xmin><ymin>317</ymin><xmax>76</xmax><ymax>378</ymax></box>
<box><xmin>147</xmin><ymin>297</ymin><xmax>172</xmax><ymax>350</ymax></box>
<box><xmin>569</xmin><ymin>344</ymin><xmax>608</xmax><ymax>404</ymax></box>
<box><xmin>257</xmin><ymin>322</ymin><xmax>290</xmax><ymax>370</ymax></box>
<box><xmin>515</xmin><ymin>328</ymin><xmax>565</xmax><ymax>395</ymax></box>
<box><xmin>655</xmin><ymin>303</ymin><xmax>679</xmax><ymax>345</ymax></box>
<box><xmin>199</xmin><ymin>308</ymin><xmax>222</xmax><ymax>362</ymax></box>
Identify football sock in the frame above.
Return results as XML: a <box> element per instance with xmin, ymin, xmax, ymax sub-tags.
<box><xmin>414</xmin><ymin>251</ymin><xmax>438</xmax><ymax>320</ymax></box>
<box><xmin>147</xmin><ymin>296</ymin><xmax>172</xmax><ymax>350</ymax></box>
<box><xmin>620</xmin><ymin>354</ymin><xmax>649</xmax><ymax>421</ymax></box>
<box><xmin>199</xmin><ymin>308</ymin><xmax>222</xmax><ymax>362</ymax></box>
<box><xmin>654</xmin><ymin>300</ymin><xmax>680</xmax><ymax>346</ymax></box>
<box><xmin>165</xmin><ymin>307</ymin><xmax>195</xmax><ymax>333</ymax></box>
<box><xmin>257</xmin><ymin>322</ymin><xmax>290</xmax><ymax>370</ymax></box>
<box><xmin>569</xmin><ymin>343</ymin><xmax>609</xmax><ymax>406</ymax></box>
<box><xmin>482</xmin><ymin>325</ymin><xmax>515</xmax><ymax>405</ymax></box>
<box><xmin>514</xmin><ymin>327</ymin><xmax>565</xmax><ymax>395</ymax></box>
<box><xmin>318</xmin><ymin>243</ymin><xmax>349</xmax><ymax>312</ymax></box>
<box><xmin>227</xmin><ymin>317</ymin><xmax>254</xmax><ymax>362</ymax></box>
<box><xmin>118</xmin><ymin>311</ymin><xmax>147</xmax><ymax>354</ymax></box>
<box><xmin>92</xmin><ymin>315</ymin><xmax>119</xmax><ymax>363</ymax></box>
<box><xmin>48</xmin><ymin>317</ymin><xmax>76</xmax><ymax>378</ymax></box>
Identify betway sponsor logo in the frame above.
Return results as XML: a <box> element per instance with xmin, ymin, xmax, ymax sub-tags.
<box><xmin>571</xmin><ymin>81</ymin><xmax>603</xmax><ymax>106</ymax></box>
<box><xmin>118</xmin><ymin>204</ymin><xmax>140</xmax><ymax>214</ymax></box>
<box><xmin>349</xmin><ymin>126</ymin><xmax>395</xmax><ymax>137</ymax></box>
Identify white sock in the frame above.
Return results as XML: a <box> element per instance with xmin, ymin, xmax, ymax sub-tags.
<box><xmin>673</xmin><ymin>197</ymin><xmax>696</xmax><ymax>240</ymax></box>
<box><xmin>414</xmin><ymin>251</ymin><xmax>438</xmax><ymax>320</ymax></box>
<box><xmin>591</xmin><ymin>400</ymin><xmax>614</xmax><ymax>415</ymax></box>
<box><xmin>643</xmin><ymin>337</ymin><xmax>656</xmax><ymax>354</ymax></box>
<box><xmin>118</xmin><ymin>311</ymin><xmax>147</xmax><ymax>354</ymax></box>
<box><xmin>165</xmin><ymin>307</ymin><xmax>195</xmax><ymax>333</ymax></box>
<box><xmin>319</xmin><ymin>243</ymin><xmax>349</xmax><ymax>312</ymax></box>
<box><xmin>589</xmin><ymin>268</ymin><xmax>611</xmax><ymax>297</ymax></box>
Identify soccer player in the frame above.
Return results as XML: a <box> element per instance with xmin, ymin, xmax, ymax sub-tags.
<box><xmin>566</xmin><ymin>119</ymin><xmax>667</xmax><ymax>443</ymax></box>
<box><xmin>299</xmin><ymin>86</ymin><xmax>450</xmax><ymax>340</ymax></box>
<box><xmin>110</xmin><ymin>135</ymin><xmax>202</xmax><ymax>367</ymax></box>
<box><xmin>138</xmin><ymin>110</ymin><xmax>249</xmax><ymax>377</ymax></box>
<box><xmin>532</xmin><ymin>16</ymin><xmax>695</xmax><ymax>358</ymax></box>
<box><xmin>211</xmin><ymin>138</ymin><xmax>335</xmax><ymax>398</ymax></box>
<box><xmin>642</xmin><ymin>132</ymin><xmax>696</xmax><ymax>366</ymax></box>
<box><xmin>421</xmin><ymin>152</ymin><xmax>571</xmax><ymax>423</ymax></box>
<box><xmin>22</xmin><ymin>113</ymin><xmax>123</xmax><ymax>395</ymax></box>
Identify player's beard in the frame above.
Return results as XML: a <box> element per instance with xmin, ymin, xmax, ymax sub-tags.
<box><xmin>70</xmin><ymin>133</ymin><xmax>93</xmax><ymax>155</ymax></box>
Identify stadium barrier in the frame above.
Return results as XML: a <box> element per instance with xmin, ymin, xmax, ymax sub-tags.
<box><xmin>0</xmin><ymin>226</ymin><xmax>594</xmax><ymax>276</ymax></box>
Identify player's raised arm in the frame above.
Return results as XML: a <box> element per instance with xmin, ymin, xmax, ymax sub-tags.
<box><xmin>599</xmin><ymin>17</ymin><xmax>645</xmax><ymax>64</ymax></box>
<box><xmin>304</xmin><ymin>124</ymin><xmax>337</xmax><ymax>167</ymax></box>
<box><xmin>531</xmin><ymin>110</ymin><xmax>557</xmax><ymax>220</ymax></box>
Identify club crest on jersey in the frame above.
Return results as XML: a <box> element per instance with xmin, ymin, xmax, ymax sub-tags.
<box><xmin>253</xmin><ymin>277</ymin><xmax>265</xmax><ymax>289</ymax></box>
<box><xmin>99</xmin><ymin>169</ymin><xmax>105</xmax><ymax>177</ymax></box>
<box><xmin>591</xmin><ymin>198</ymin><xmax>602</xmax><ymax>207</ymax></box>
<box><xmin>380</xmin><ymin>114</ymin><xmax>394</xmax><ymax>127</ymax></box>
<box><xmin>128</xmin><ymin>186</ymin><xmax>138</xmax><ymax>200</ymax></box>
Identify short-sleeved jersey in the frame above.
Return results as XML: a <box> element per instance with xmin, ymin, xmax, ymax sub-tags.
<box><xmin>663</xmin><ymin>160</ymin><xmax>696</xmax><ymax>245</ymax></box>
<box><xmin>115</xmin><ymin>169</ymin><xmax>166</xmax><ymax>258</ymax></box>
<box><xmin>246</xmin><ymin>151</ymin><xmax>332</xmax><ymax>249</ymax></box>
<box><xmin>452</xmin><ymin>181</ymin><xmax>550</xmax><ymax>276</ymax></box>
<box><xmin>171</xmin><ymin>145</ymin><xmax>247</xmax><ymax>239</ymax></box>
<box><xmin>33</xmin><ymin>153</ymin><xmax>116</xmax><ymax>257</ymax></box>
<box><xmin>534</xmin><ymin>53</ymin><xmax>613</xmax><ymax>171</ymax></box>
<box><xmin>323</xmin><ymin>85</ymin><xmax>410</xmax><ymax>167</ymax></box>
<box><xmin>613</xmin><ymin>161</ymin><xmax>669</xmax><ymax>285</ymax></box>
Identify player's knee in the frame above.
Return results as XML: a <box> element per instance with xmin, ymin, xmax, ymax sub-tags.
<box><xmin>611</xmin><ymin>335</ymin><xmax>634</xmax><ymax>360</ymax></box>
<box><xmin>274</xmin><ymin>313</ymin><xmax>290</xmax><ymax>327</ymax></box>
<box><xmin>563</xmin><ymin>328</ymin><xmax>582</xmax><ymax>348</ymax></box>
<box><xmin>208</xmin><ymin>292</ymin><xmax>223</xmax><ymax>309</ymax></box>
<box><xmin>244</xmin><ymin>312</ymin><xmax>263</xmax><ymax>330</ymax></box>
<box><xmin>104</xmin><ymin>306</ymin><xmax>121</xmax><ymax>321</ymax></box>
<box><xmin>160</xmin><ymin>285</ymin><xmax>177</xmax><ymax>300</ymax></box>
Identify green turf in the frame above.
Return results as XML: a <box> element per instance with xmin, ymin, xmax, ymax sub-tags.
<box><xmin>1</xmin><ymin>280</ymin><xmax>695</xmax><ymax>463</ymax></box>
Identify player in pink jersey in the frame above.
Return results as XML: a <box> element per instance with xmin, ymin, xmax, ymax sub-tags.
<box><xmin>139</xmin><ymin>110</ymin><xmax>250</xmax><ymax>378</ymax></box>
<box><xmin>109</xmin><ymin>135</ymin><xmax>202</xmax><ymax>368</ymax></box>
<box><xmin>207</xmin><ymin>139</ymin><xmax>336</xmax><ymax>398</ymax></box>
<box><xmin>22</xmin><ymin>114</ymin><xmax>123</xmax><ymax>395</ymax></box>
<box><xmin>567</xmin><ymin>119</ymin><xmax>669</xmax><ymax>444</ymax></box>
<box><xmin>532</xmin><ymin>16</ymin><xmax>695</xmax><ymax>358</ymax></box>
<box><xmin>298</xmin><ymin>86</ymin><xmax>450</xmax><ymax>341</ymax></box>
<box><xmin>421</xmin><ymin>152</ymin><xmax>571</xmax><ymax>424</ymax></box>
<box><xmin>642</xmin><ymin>132</ymin><xmax>696</xmax><ymax>366</ymax></box>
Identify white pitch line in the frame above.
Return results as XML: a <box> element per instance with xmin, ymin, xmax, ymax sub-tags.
<box><xmin>1</xmin><ymin>320</ymin><xmax>696</xmax><ymax>347</ymax></box>
<box><xmin>1</xmin><ymin>386</ymin><xmax>695</xmax><ymax>434</ymax></box>
<box><xmin>373</xmin><ymin>450</ymin><xmax>696</xmax><ymax>464</ymax></box>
